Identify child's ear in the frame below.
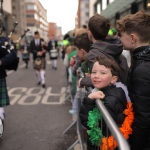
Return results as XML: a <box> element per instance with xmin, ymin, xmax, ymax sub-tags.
<box><xmin>131</xmin><ymin>33</ymin><xmax>137</xmax><ymax>43</ymax></box>
<box><xmin>88</xmin><ymin>30</ymin><xmax>92</xmax><ymax>39</ymax></box>
<box><xmin>111</xmin><ymin>76</ymin><xmax>118</xmax><ymax>84</ymax></box>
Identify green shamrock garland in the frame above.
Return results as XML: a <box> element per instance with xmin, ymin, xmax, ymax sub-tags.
<box><xmin>87</xmin><ymin>106</ymin><xmax>104</xmax><ymax>146</ymax></box>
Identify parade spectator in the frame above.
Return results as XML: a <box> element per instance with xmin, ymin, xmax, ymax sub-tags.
<box><xmin>79</xmin><ymin>56</ymin><xmax>131</xmax><ymax>150</ymax></box>
<box><xmin>74</xmin><ymin>33</ymin><xmax>92</xmax><ymax>77</ymax></box>
<box><xmin>48</xmin><ymin>35</ymin><xmax>58</xmax><ymax>70</ymax></box>
<box><xmin>30</xmin><ymin>31</ymin><xmax>47</xmax><ymax>88</ymax></box>
<box><xmin>116</xmin><ymin>11</ymin><xmax>150</xmax><ymax>150</ymax></box>
<box><xmin>69</xmin><ymin>33</ymin><xmax>92</xmax><ymax>114</ymax></box>
<box><xmin>78</xmin><ymin>14</ymin><xmax>129</xmax><ymax>88</ymax></box>
<box><xmin>68</xmin><ymin>46</ymin><xmax>77</xmax><ymax>98</ymax></box>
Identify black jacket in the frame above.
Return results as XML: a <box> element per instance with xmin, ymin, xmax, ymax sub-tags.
<box><xmin>0</xmin><ymin>46</ymin><xmax>19</xmax><ymax>78</ymax></box>
<box><xmin>128</xmin><ymin>46</ymin><xmax>150</xmax><ymax>127</ymax></box>
<box><xmin>30</xmin><ymin>39</ymin><xmax>43</xmax><ymax>60</ymax></box>
<box><xmin>80</xmin><ymin>85</ymin><xmax>127</xmax><ymax>133</ymax></box>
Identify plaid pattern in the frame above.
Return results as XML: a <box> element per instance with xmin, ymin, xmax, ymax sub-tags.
<box><xmin>0</xmin><ymin>78</ymin><xmax>10</xmax><ymax>106</ymax></box>
<box><xmin>33</xmin><ymin>57</ymin><xmax>46</xmax><ymax>70</ymax></box>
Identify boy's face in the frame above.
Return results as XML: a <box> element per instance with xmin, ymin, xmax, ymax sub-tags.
<box><xmin>118</xmin><ymin>32</ymin><xmax>135</xmax><ymax>51</ymax></box>
<box><xmin>91</xmin><ymin>61</ymin><xmax>117</xmax><ymax>89</ymax></box>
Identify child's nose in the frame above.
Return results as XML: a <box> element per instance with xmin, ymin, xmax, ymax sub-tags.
<box><xmin>94</xmin><ymin>72</ymin><xmax>99</xmax><ymax>78</ymax></box>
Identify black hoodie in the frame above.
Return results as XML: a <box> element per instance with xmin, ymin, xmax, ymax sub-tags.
<box><xmin>87</xmin><ymin>38</ymin><xmax>129</xmax><ymax>84</ymax></box>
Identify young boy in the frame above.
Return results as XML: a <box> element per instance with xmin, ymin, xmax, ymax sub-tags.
<box><xmin>78</xmin><ymin>14</ymin><xmax>129</xmax><ymax>88</ymax></box>
<box><xmin>80</xmin><ymin>56</ymin><xmax>128</xmax><ymax>150</ymax></box>
<box><xmin>116</xmin><ymin>11</ymin><xmax>150</xmax><ymax>150</ymax></box>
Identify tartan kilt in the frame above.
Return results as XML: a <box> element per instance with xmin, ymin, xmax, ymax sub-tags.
<box><xmin>33</xmin><ymin>57</ymin><xmax>46</xmax><ymax>70</ymax></box>
<box><xmin>0</xmin><ymin>78</ymin><xmax>10</xmax><ymax>106</ymax></box>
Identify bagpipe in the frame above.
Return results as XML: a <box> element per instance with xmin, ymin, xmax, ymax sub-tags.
<box><xmin>0</xmin><ymin>12</ymin><xmax>30</xmax><ymax>70</ymax></box>
<box><xmin>0</xmin><ymin>22</ymin><xmax>19</xmax><ymax>70</ymax></box>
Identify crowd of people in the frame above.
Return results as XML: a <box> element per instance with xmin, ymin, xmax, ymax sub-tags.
<box><xmin>0</xmin><ymin>10</ymin><xmax>150</xmax><ymax>150</ymax></box>
<box><xmin>64</xmin><ymin>11</ymin><xmax>150</xmax><ymax>150</ymax></box>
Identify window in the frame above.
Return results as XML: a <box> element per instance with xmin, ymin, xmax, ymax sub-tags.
<box><xmin>27</xmin><ymin>23</ymin><xmax>35</xmax><ymax>26</ymax></box>
<box><xmin>26</xmin><ymin>0</ymin><xmax>32</xmax><ymax>2</ymax></box>
<box><xmin>109</xmin><ymin>0</ymin><xmax>115</xmax><ymax>3</ymax></box>
<box><xmin>27</xmin><ymin>4</ymin><xmax>37</xmax><ymax>10</ymax></box>
<box><xmin>86</xmin><ymin>12</ymin><xmax>89</xmax><ymax>17</ymax></box>
<box><xmin>26</xmin><ymin>14</ymin><xmax>34</xmax><ymax>18</ymax></box>
<box><xmin>97</xmin><ymin>3</ymin><xmax>101</xmax><ymax>14</ymax></box>
<box><xmin>102</xmin><ymin>0</ymin><xmax>107</xmax><ymax>10</ymax></box>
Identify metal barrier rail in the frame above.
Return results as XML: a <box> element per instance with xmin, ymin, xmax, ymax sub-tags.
<box><xmin>96</xmin><ymin>99</ymin><xmax>130</xmax><ymax>150</ymax></box>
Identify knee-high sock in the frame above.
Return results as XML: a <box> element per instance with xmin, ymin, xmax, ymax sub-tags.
<box><xmin>0</xmin><ymin>107</ymin><xmax>4</xmax><ymax>120</ymax></box>
<box><xmin>36</xmin><ymin>71</ymin><xmax>41</xmax><ymax>82</ymax></box>
<box><xmin>53</xmin><ymin>59</ymin><xmax>57</xmax><ymax>68</ymax></box>
<box><xmin>40</xmin><ymin>70</ymin><xmax>45</xmax><ymax>84</ymax></box>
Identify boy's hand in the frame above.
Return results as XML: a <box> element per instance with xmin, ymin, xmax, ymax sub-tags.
<box><xmin>37</xmin><ymin>51</ymin><xmax>42</xmax><ymax>56</ymax></box>
<box><xmin>88</xmin><ymin>91</ymin><xmax>105</xmax><ymax>99</ymax></box>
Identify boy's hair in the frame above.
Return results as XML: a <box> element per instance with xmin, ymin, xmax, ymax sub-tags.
<box><xmin>95</xmin><ymin>56</ymin><xmax>120</xmax><ymax>76</ymax></box>
<box><xmin>116</xmin><ymin>11</ymin><xmax>150</xmax><ymax>43</ymax></box>
<box><xmin>88</xmin><ymin>14</ymin><xmax>110</xmax><ymax>40</ymax></box>
<box><xmin>74</xmin><ymin>33</ymin><xmax>92</xmax><ymax>53</ymax></box>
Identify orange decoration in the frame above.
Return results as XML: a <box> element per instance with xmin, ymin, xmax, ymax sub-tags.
<box><xmin>100</xmin><ymin>102</ymin><xmax>134</xmax><ymax>150</ymax></box>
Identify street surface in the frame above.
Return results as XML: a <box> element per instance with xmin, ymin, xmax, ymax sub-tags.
<box><xmin>0</xmin><ymin>52</ymin><xmax>77</xmax><ymax>150</ymax></box>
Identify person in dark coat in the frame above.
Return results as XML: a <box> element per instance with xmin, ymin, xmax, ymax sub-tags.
<box><xmin>78</xmin><ymin>14</ymin><xmax>129</xmax><ymax>88</ymax></box>
<box><xmin>30</xmin><ymin>31</ymin><xmax>47</xmax><ymax>88</ymax></box>
<box><xmin>0</xmin><ymin>45</ymin><xmax>19</xmax><ymax>120</ymax></box>
<box><xmin>79</xmin><ymin>56</ymin><xmax>127</xmax><ymax>150</ymax></box>
<box><xmin>116</xmin><ymin>11</ymin><xmax>150</xmax><ymax>150</ymax></box>
<box><xmin>48</xmin><ymin>35</ymin><xmax>58</xmax><ymax>70</ymax></box>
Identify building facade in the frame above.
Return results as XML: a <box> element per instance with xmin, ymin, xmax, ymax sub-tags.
<box><xmin>1</xmin><ymin>0</ymin><xmax>12</xmax><ymax>37</ymax></box>
<box><xmin>25</xmin><ymin>0</ymin><xmax>49</xmax><ymax>42</ymax></box>
<box><xmin>11</xmin><ymin>0</ymin><xmax>26</xmax><ymax>40</ymax></box>
<box><xmin>76</xmin><ymin>0</ymin><xmax>89</xmax><ymax>29</ymax></box>
<box><xmin>93</xmin><ymin>0</ymin><xmax>150</xmax><ymax>26</ymax></box>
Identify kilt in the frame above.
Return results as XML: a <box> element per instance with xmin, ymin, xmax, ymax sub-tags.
<box><xmin>33</xmin><ymin>57</ymin><xmax>46</xmax><ymax>70</ymax></box>
<box><xmin>0</xmin><ymin>78</ymin><xmax>10</xmax><ymax>107</ymax></box>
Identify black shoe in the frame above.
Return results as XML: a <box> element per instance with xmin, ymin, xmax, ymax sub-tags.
<box><xmin>42</xmin><ymin>84</ymin><xmax>46</xmax><ymax>88</ymax></box>
<box><xmin>54</xmin><ymin>67</ymin><xmax>57</xmax><ymax>70</ymax></box>
<box><xmin>37</xmin><ymin>81</ymin><xmax>41</xmax><ymax>85</ymax></box>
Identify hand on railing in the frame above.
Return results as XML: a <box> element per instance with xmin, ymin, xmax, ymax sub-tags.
<box><xmin>88</xmin><ymin>91</ymin><xmax>105</xmax><ymax>99</ymax></box>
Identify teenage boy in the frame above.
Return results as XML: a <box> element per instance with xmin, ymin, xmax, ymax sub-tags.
<box><xmin>116</xmin><ymin>11</ymin><xmax>150</xmax><ymax>150</ymax></box>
